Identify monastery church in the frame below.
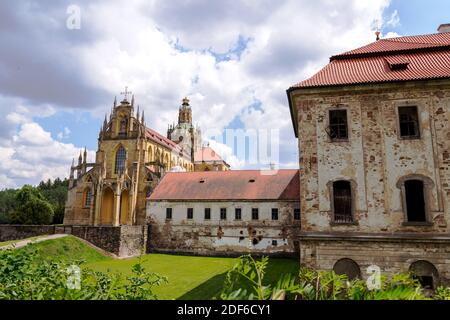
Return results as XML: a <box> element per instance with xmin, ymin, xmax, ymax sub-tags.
<box><xmin>64</xmin><ymin>93</ymin><xmax>230</xmax><ymax>227</ymax></box>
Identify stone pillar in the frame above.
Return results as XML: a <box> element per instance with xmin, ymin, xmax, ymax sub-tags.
<box><xmin>113</xmin><ymin>191</ymin><xmax>121</xmax><ymax>226</ymax></box>
<box><xmin>93</xmin><ymin>185</ymin><xmax>102</xmax><ymax>225</ymax></box>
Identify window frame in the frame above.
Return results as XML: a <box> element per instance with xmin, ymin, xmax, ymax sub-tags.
<box><xmin>328</xmin><ymin>108</ymin><xmax>349</xmax><ymax>142</ymax></box>
<box><xmin>166</xmin><ymin>207</ymin><xmax>172</xmax><ymax>220</ymax></box>
<box><xmin>235</xmin><ymin>208</ymin><xmax>242</xmax><ymax>221</ymax></box>
<box><xmin>271</xmin><ymin>208</ymin><xmax>279</xmax><ymax>221</ymax></box>
<box><xmin>204</xmin><ymin>208</ymin><xmax>211</xmax><ymax>220</ymax></box>
<box><xmin>327</xmin><ymin>179</ymin><xmax>357</xmax><ymax>225</ymax></box>
<box><xmin>114</xmin><ymin>146</ymin><xmax>127</xmax><ymax>175</ymax></box>
<box><xmin>187</xmin><ymin>208</ymin><xmax>194</xmax><ymax>220</ymax></box>
<box><xmin>294</xmin><ymin>208</ymin><xmax>301</xmax><ymax>221</ymax></box>
<box><xmin>220</xmin><ymin>208</ymin><xmax>227</xmax><ymax>220</ymax></box>
<box><xmin>251</xmin><ymin>208</ymin><xmax>259</xmax><ymax>220</ymax></box>
<box><xmin>397</xmin><ymin>105</ymin><xmax>421</xmax><ymax>139</ymax></box>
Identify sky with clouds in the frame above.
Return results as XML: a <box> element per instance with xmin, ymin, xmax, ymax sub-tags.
<box><xmin>0</xmin><ymin>0</ymin><xmax>449</xmax><ymax>189</ymax></box>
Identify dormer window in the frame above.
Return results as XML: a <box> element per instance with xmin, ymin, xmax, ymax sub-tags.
<box><xmin>385</xmin><ymin>56</ymin><xmax>410</xmax><ymax>71</ymax></box>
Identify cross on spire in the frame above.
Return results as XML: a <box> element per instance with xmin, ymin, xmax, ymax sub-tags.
<box><xmin>121</xmin><ymin>86</ymin><xmax>132</xmax><ymax>101</ymax></box>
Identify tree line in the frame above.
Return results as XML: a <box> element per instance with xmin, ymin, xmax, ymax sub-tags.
<box><xmin>0</xmin><ymin>178</ymin><xmax>68</xmax><ymax>225</ymax></box>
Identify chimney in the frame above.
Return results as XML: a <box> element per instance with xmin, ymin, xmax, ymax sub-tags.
<box><xmin>438</xmin><ymin>23</ymin><xmax>450</xmax><ymax>33</ymax></box>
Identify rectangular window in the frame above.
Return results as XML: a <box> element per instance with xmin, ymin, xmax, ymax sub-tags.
<box><xmin>166</xmin><ymin>208</ymin><xmax>172</xmax><ymax>220</ymax></box>
<box><xmin>235</xmin><ymin>208</ymin><xmax>242</xmax><ymax>220</ymax></box>
<box><xmin>252</xmin><ymin>208</ymin><xmax>259</xmax><ymax>220</ymax></box>
<box><xmin>328</xmin><ymin>109</ymin><xmax>348</xmax><ymax>140</ymax></box>
<box><xmin>333</xmin><ymin>181</ymin><xmax>353</xmax><ymax>223</ymax></box>
<box><xmin>204</xmin><ymin>208</ymin><xmax>211</xmax><ymax>220</ymax></box>
<box><xmin>271</xmin><ymin>208</ymin><xmax>279</xmax><ymax>220</ymax></box>
<box><xmin>187</xmin><ymin>208</ymin><xmax>193</xmax><ymax>220</ymax></box>
<box><xmin>399</xmin><ymin>106</ymin><xmax>420</xmax><ymax>138</ymax></box>
<box><xmin>220</xmin><ymin>208</ymin><xmax>227</xmax><ymax>220</ymax></box>
<box><xmin>294</xmin><ymin>208</ymin><xmax>301</xmax><ymax>221</ymax></box>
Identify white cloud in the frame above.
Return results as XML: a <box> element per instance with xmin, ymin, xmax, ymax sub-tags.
<box><xmin>386</xmin><ymin>9</ymin><xmax>401</xmax><ymax>28</ymax></box>
<box><xmin>0</xmin><ymin>0</ymin><xmax>398</xmax><ymax>186</ymax></box>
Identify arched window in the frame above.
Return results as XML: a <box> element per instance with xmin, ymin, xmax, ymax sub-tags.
<box><xmin>409</xmin><ymin>260</ymin><xmax>439</xmax><ymax>290</ymax></box>
<box><xmin>84</xmin><ymin>189</ymin><xmax>92</xmax><ymax>208</ymax></box>
<box><xmin>148</xmin><ymin>146</ymin><xmax>153</xmax><ymax>162</ymax></box>
<box><xmin>333</xmin><ymin>258</ymin><xmax>361</xmax><ymax>280</ymax></box>
<box><xmin>114</xmin><ymin>146</ymin><xmax>126</xmax><ymax>174</ymax></box>
<box><xmin>332</xmin><ymin>181</ymin><xmax>353</xmax><ymax>223</ymax></box>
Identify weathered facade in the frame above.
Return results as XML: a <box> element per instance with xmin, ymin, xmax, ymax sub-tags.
<box><xmin>147</xmin><ymin>170</ymin><xmax>300</xmax><ymax>256</ymax></box>
<box><xmin>287</xmin><ymin>29</ymin><xmax>450</xmax><ymax>287</ymax></box>
<box><xmin>64</xmin><ymin>94</ymin><xmax>227</xmax><ymax>227</ymax></box>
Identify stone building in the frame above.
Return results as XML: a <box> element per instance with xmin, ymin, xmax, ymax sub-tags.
<box><xmin>63</xmin><ymin>93</ymin><xmax>227</xmax><ymax>227</ymax></box>
<box><xmin>147</xmin><ymin>169</ymin><xmax>300</xmax><ymax>256</ymax></box>
<box><xmin>287</xmin><ymin>28</ymin><xmax>450</xmax><ymax>287</ymax></box>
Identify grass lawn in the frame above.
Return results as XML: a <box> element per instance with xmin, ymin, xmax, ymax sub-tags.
<box><xmin>16</xmin><ymin>236</ymin><xmax>300</xmax><ymax>300</ymax></box>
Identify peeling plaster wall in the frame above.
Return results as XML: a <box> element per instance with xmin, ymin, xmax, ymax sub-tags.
<box><xmin>300</xmin><ymin>237</ymin><xmax>450</xmax><ymax>286</ymax></box>
<box><xmin>147</xmin><ymin>200</ymin><xmax>300</xmax><ymax>256</ymax></box>
<box><xmin>294</xmin><ymin>81</ymin><xmax>450</xmax><ymax>234</ymax></box>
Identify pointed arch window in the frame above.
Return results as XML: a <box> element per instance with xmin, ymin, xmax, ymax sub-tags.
<box><xmin>115</xmin><ymin>146</ymin><xmax>127</xmax><ymax>174</ymax></box>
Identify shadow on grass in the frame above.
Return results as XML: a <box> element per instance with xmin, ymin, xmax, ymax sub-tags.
<box><xmin>177</xmin><ymin>272</ymin><xmax>228</xmax><ymax>300</ymax></box>
<box><xmin>177</xmin><ymin>257</ymin><xmax>299</xmax><ymax>300</ymax></box>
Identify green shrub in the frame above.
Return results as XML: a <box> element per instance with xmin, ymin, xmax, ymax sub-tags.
<box><xmin>221</xmin><ymin>255</ymin><xmax>448</xmax><ymax>301</ymax></box>
<box><xmin>0</xmin><ymin>246</ymin><xmax>167</xmax><ymax>300</ymax></box>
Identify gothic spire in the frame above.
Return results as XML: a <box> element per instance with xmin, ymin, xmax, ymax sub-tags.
<box><xmin>131</xmin><ymin>94</ymin><xmax>135</xmax><ymax>107</ymax></box>
<box><xmin>141</xmin><ymin>109</ymin><xmax>145</xmax><ymax>124</ymax></box>
<box><xmin>136</xmin><ymin>105</ymin><xmax>140</xmax><ymax>121</ymax></box>
<box><xmin>113</xmin><ymin>96</ymin><xmax>117</xmax><ymax>108</ymax></box>
<box><xmin>83</xmin><ymin>147</ymin><xmax>87</xmax><ymax>164</ymax></box>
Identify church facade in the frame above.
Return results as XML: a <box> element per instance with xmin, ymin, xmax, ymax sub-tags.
<box><xmin>63</xmin><ymin>94</ymin><xmax>228</xmax><ymax>227</ymax></box>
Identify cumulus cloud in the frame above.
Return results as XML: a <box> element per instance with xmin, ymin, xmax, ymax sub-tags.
<box><xmin>0</xmin><ymin>0</ymin><xmax>398</xmax><ymax>187</ymax></box>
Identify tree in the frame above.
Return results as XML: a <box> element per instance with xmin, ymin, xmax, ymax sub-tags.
<box><xmin>0</xmin><ymin>189</ymin><xmax>17</xmax><ymax>224</ymax></box>
<box><xmin>9</xmin><ymin>185</ymin><xmax>54</xmax><ymax>225</ymax></box>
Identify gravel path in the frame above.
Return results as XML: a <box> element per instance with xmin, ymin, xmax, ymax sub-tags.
<box><xmin>0</xmin><ymin>234</ymin><xmax>68</xmax><ymax>250</ymax></box>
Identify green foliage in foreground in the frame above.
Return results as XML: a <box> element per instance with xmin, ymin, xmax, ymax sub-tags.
<box><xmin>0</xmin><ymin>247</ymin><xmax>167</xmax><ymax>300</ymax></box>
<box><xmin>221</xmin><ymin>255</ymin><xmax>450</xmax><ymax>300</ymax></box>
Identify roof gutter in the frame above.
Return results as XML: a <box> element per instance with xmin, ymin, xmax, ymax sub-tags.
<box><xmin>286</xmin><ymin>86</ymin><xmax>298</xmax><ymax>138</ymax></box>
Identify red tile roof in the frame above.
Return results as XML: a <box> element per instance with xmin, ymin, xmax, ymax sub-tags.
<box><xmin>149</xmin><ymin>169</ymin><xmax>299</xmax><ymax>201</ymax></box>
<box><xmin>291</xmin><ymin>32</ymin><xmax>450</xmax><ymax>88</ymax></box>
<box><xmin>194</xmin><ymin>146</ymin><xmax>226</xmax><ymax>163</ymax></box>
<box><xmin>145</xmin><ymin>127</ymin><xmax>190</xmax><ymax>159</ymax></box>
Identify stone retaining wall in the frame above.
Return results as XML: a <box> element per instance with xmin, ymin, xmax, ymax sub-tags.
<box><xmin>0</xmin><ymin>224</ymin><xmax>147</xmax><ymax>257</ymax></box>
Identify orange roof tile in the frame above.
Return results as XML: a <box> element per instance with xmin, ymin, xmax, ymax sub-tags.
<box><xmin>149</xmin><ymin>169</ymin><xmax>299</xmax><ymax>201</ymax></box>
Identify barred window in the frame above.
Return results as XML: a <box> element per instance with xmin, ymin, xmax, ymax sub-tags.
<box><xmin>333</xmin><ymin>181</ymin><xmax>353</xmax><ymax>223</ymax></box>
<box><xmin>114</xmin><ymin>146</ymin><xmax>126</xmax><ymax>174</ymax></box>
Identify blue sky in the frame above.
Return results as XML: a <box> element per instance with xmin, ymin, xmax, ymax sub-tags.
<box><xmin>0</xmin><ymin>0</ymin><xmax>449</xmax><ymax>188</ymax></box>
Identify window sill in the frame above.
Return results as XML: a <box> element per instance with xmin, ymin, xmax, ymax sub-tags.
<box><xmin>329</xmin><ymin>139</ymin><xmax>349</xmax><ymax>143</ymax></box>
<box><xmin>330</xmin><ymin>221</ymin><xmax>359</xmax><ymax>226</ymax></box>
<box><xmin>402</xmin><ymin>222</ymin><xmax>433</xmax><ymax>227</ymax></box>
<box><xmin>399</xmin><ymin>136</ymin><xmax>421</xmax><ymax>140</ymax></box>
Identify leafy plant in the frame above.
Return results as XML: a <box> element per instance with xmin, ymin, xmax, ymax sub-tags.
<box><xmin>0</xmin><ymin>246</ymin><xmax>167</xmax><ymax>300</ymax></box>
<box><xmin>220</xmin><ymin>255</ymin><xmax>448</xmax><ymax>301</ymax></box>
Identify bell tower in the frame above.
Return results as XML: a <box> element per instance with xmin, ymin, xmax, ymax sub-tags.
<box><xmin>167</xmin><ymin>97</ymin><xmax>202</xmax><ymax>160</ymax></box>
